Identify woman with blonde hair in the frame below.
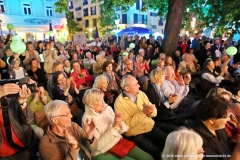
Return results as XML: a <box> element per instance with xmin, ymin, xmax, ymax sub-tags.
<box><xmin>162</xmin><ymin>127</ymin><xmax>204</xmax><ymax>160</ymax></box>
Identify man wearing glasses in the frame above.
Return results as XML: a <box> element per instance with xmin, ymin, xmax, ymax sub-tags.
<box><xmin>39</xmin><ymin>100</ymin><xmax>96</xmax><ymax>160</ymax></box>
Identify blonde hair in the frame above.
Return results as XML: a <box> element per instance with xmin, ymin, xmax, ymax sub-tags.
<box><xmin>149</xmin><ymin>68</ymin><xmax>165</xmax><ymax>84</ymax></box>
<box><xmin>82</xmin><ymin>88</ymin><xmax>105</xmax><ymax>106</ymax></box>
<box><xmin>93</xmin><ymin>75</ymin><xmax>109</xmax><ymax>89</ymax></box>
<box><xmin>162</xmin><ymin>127</ymin><xmax>203</xmax><ymax>160</ymax></box>
<box><xmin>206</xmin><ymin>87</ymin><xmax>232</xmax><ymax>99</ymax></box>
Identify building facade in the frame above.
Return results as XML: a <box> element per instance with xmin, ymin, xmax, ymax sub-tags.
<box><xmin>0</xmin><ymin>0</ymin><xmax>67</xmax><ymax>42</ymax></box>
<box><xmin>69</xmin><ymin>0</ymin><xmax>165</xmax><ymax>38</ymax></box>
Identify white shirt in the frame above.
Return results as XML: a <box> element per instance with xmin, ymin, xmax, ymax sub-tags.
<box><xmin>14</xmin><ymin>67</ymin><xmax>25</xmax><ymax>79</ymax></box>
<box><xmin>201</xmin><ymin>72</ymin><xmax>224</xmax><ymax>84</ymax></box>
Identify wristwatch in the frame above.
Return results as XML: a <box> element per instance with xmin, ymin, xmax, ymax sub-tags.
<box><xmin>19</xmin><ymin>101</ymin><xmax>27</xmax><ymax>107</ymax></box>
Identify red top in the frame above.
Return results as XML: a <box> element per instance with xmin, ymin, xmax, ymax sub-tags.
<box><xmin>0</xmin><ymin>108</ymin><xmax>25</xmax><ymax>157</ymax></box>
<box><xmin>179</xmin><ymin>43</ymin><xmax>188</xmax><ymax>54</ymax></box>
<box><xmin>225</xmin><ymin>109</ymin><xmax>240</xmax><ymax>142</ymax></box>
<box><xmin>70</xmin><ymin>69</ymin><xmax>93</xmax><ymax>89</ymax></box>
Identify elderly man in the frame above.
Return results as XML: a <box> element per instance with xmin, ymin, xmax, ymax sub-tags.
<box><xmin>161</xmin><ymin>66</ymin><xmax>197</xmax><ymax>118</ymax></box>
<box><xmin>120</xmin><ymin>59</ymin><xmax>136</xmax><ymax>78</ymax></box>
<box><xmin>83</xmin><ymin>52</ymin><xmax>96</xmax><ymax>71</ymax></box>
<box><xmin>114</xmin><ymin>75</ymin><xmax>168</xmax><ymax>160</ymax></box>
<box><xmin>39</xmin><ymin>100</ymin><xmax>96</xmax><ymax>160</ymax></box>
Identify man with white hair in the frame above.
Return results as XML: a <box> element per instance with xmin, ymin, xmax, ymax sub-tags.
<box><xmin>114</xmin><ymin>75</ymin><xmax>168</xmax><ymax>160</ymax></box>
<box><xmin>83</xmin><ymin>52</ymin><xmax>96</xmax><ymax>71</ymax></box>
<box><xmin>39</xmin><ymin>100</ymin><xmax>96</xmax><ymax>160</ymax></box>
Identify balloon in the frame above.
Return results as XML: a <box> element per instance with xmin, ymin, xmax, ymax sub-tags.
<box><xmin>122</xmin><ymin>52</ymin><xmax>129</xmax><ymax>57</ymax></box>
<box><xmin>49</xmin><ymin>31</ymin><xmax>54</xmax><ymax>36</ymax></box>
<box><xmin>129</xmin><ymin>43</ymin><xmax>135</xmax><ymax>49</ymax></box>
<box><xmin>59</xmin><ymin>37</ymin><xmax>65</xmax><ymax>44</ymax></box>
<box><xmin>7</xmin><ymin>24</ymin><xmax>14</xmax><ymax>30</ymax></box>
<box><xmin>10</xmin><ymin>41</ymin><xmax>26</xmax><ymax>54</ymax></box>
<box><xmin>226</xmin><ymin>46</ymin><xmax>237</xmax><ymax>56</ymax></box>
<box><xmin>11</xmin><ymin>35</ymin><xmax>22</xmax><ymax>42</ymax></box>
<box><xmin>151</xmin><ymin>59</ymin><xmax>157</xmax><ymax>65</ymax></box>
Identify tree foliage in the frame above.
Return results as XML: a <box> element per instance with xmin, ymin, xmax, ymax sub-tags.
<box><xmin>54</xmin><ymin>0</ymin><xmax>80</xmax><ymax>35</ymax></box>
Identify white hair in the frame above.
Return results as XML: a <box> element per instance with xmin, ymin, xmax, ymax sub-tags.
<box><xmin>120</xmin><ymin>75</ymin><xmax>134</xmax><ymax>89</ymax></box>
<box><xmin>93</xmin><ymin>75</ymin><xmax>109</xmax><ymax>88</ymax></box>
<box><xmin>138</xmin><ymin>48</ymin><xmax>144</xmax><ymax>54</ymax></box>
<box><xmin>86</xmin><ymin>52</ymin><xmax>92</xmax><ymax>56</ymax></box>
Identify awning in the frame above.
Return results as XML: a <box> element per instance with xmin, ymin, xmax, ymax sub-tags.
<box><xmin>117</xmin><ymin>27</ymin><xmax>152</xmax><ymax>36</ymax></box>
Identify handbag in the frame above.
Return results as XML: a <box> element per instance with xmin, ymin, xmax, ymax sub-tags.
<box><xmin>70</xmin><ymin>103</ymin><xmax>81</xmax><ymax>117</ymax></box>
<box><xmin>108</xmin><ymin>138</ymin><xmax>135</xmax><ymax>158</ymax></box>
<box><xmin>34</xmin><ymin>110</ymin><xmax>50</xmax><ymax>129</ymax></box>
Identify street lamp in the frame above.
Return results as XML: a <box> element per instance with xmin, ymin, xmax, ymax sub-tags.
<box><xmin>115</xmin><ymin>16</ymin><xmax>120</xmax><ymax>43</ymax></box>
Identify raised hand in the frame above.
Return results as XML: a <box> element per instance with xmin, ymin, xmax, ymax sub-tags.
<box><xmin>65</xmin><ymin>129</ymin><xmax>79</xmax><ymax>149</ymax></box>
<box><xmin>0</xmin><ymin>83</ymin><xmax>20</xmax><ymax>98</ymax></box>
<box><xmin>84</xmin><ymin>118</ymin><xmax>96</xmax><ymax>140</ymax></box>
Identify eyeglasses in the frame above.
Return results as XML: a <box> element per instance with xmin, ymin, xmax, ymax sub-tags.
<box><xmin>52</xmin><ymin>112</ymin><xmax>72</xmax><ymax>118</ymax></box>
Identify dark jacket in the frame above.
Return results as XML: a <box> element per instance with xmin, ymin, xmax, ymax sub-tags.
<box><xmin>190</xmin><ymin>119</ymin><xmax>235</xmax><ymax>160</ymax></box>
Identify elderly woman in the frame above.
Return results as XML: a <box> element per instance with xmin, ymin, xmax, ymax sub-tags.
<box><xmin>201</xmin><ymin>58</ymin><xmax>229</xmax><ymax>93</ymax></box>
<box><xmin>59</xmin><ymin>45</ymin><xmax>70</xmax><ymax>60</ymax></box>
<box><xmin>39</xmin><ymin>100</ymin><xmax>96</xmax><ymax>160</ymax></box>
<box><xmin>92</xmin><ymin>54</ymin><xmax>103</xmax><ymax>75</ymax></box>
<box><xmin>178</xmin><ymin>53</ymin><xmax>197</xmax><ymax>75</ymax></box>
<box><xmin>190</xmin><ymin>96</ymin><xmax>236</xmax><ymax>158</ymax></box>
<box><xmin>102</xmin><ymin>61</ymin><xmax>121</xmax><ymax>97</ymax></box>
<box><xmin>162</xmin><ymin>127</ymin><xmax>204</xmax><ymax>160</ymax></box>
<box><xmin>51</xmin><ymin>71</ymin><xmax>84</xmax><ymax>125</ymax></box>
<box><xmin>82</xmin><ymin>88</ymin><xmax>153</xmax><ymax>160</ymax></box>
<box><xmin>146</xmin><ymin>68</ymin><xmax>186</xmax><ymax>133</ymax></box>
<box><xmin>93</xmin><ymin>75</ymin><xmax>114</xmax><ymax>106</ymax></box>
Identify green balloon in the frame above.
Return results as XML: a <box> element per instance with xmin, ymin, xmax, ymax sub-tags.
<box><xmin>12</xmin><ymin>35</ymin><xmax>22</xmax><ymax>42</ymax></box>
<box><xmin>129</xmin><ymin>43</ymin><xmax>135</xmax><ymax>49</ymax></box>
<box><xmin>7</xmin><ymin>24</ymin><xmax>14</xmax><ymax>30</ymax></box>
<box><xmin>151</xmin><ymin>59</ymin><xmax>157</xmax><ymax>65</ymax></box>
<box><xmin>10</xmin><ymin>41</ymin><xmax>26</xmax><ymax>54</ymax></box>
<box><xmin>122</xmin><ymin>52</ymin><xmax>129</xmax><ymax>57</ymax></box>
<box><xmin>49</xmin><ymin>31</ymin><xmax>54</xmax><ymax>36</ymax></box>
<box><xmin>59</xmin><ymin>37</ymin><xmax>65</xmax><ymax>44</ymax></box>
<box><xmin>226</xmin><ymin>46</ymin><xmax>237</xmax><ymax>56</ymax></box>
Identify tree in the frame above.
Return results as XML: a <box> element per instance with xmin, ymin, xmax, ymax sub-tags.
<box><xmin>55</xmin><ymin>0</ymin><xmax>80</xmax><ymax>35</ymax></box>
<box><xmin>98</xmin><ymin>0</ymin><xmax>240</xmax><ymax>56</ymax></box>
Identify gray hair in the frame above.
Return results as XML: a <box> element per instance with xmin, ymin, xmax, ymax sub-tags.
<box><xmin>93</xmin><ymin>75</ymin><xmax>109</xmax><ymax>88</ymax></box>
<box><xmin>82</xmin><ymin>88</ymin><xmax>105</xmax><ymax>107</ymax></box>
<box><xmin>162</xmin><ymin>127</ymin><xmax>203</xmax><ymax>160</ymax></box>
<box><xmin>96</xmin><ymin>54</ymin><xmax>102</xmax><ymax>61</ymax></box>
<box><xmin>44</xmin><ymin>100</ymin><xmax>68</xmax><ymax>124</ymax></box>
<box><xmin>86</xmin><ymin>52</ymin><xmax>92</xmax><ymax>56</ymax></box>
<box><xmin>138</xmin><ymin>48</ymin><xmax>144</xmax><ymax>54</ymax></box>
<box><xmin>120</xmin><ymin>75</ymin><xmax>133</xmax><ymax>89</ymax></box>
<box><xmin>99</xmin><ymin>51</ymin><xmax>106</xmax><ymax>56</ymax></box>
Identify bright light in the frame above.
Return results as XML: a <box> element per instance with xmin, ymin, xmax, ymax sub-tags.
<box><xmin>89</xmin><ymin>28</ymin><xmax>92</xmax><ymax>32</ymax></box>
<box><xmin>115</xmin><ymin>19</ymin><xmax>120</xmax><ymax>25</ymax></box>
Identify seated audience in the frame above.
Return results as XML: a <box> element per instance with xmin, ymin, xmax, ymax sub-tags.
<box><xmin>82</xmin><ymin>88</ymin><xmax>153</xmax><ymax>160</ymax></box>
<box><xmin>120</xmin><ymin>59</ymin><xmax>136</xmax><ymax>78</ymax></box>
<box><xmin>70</xmin><ymin>61</ymin><xmax>93</xmax><ymax>90</ymax></box>
<box><xmin>59</xmin><ymin>45</ymin><xmax>70</xmax><ymax>60</ymax></box>
<box><xmin>114</xmin><ymin>75</ymin><xmax>168</xmax><ymax>159</ymax></box>
<box><xmin>178</xmin><ymin>53</ymin><xmax>197</xmax><ymax>75</ymax></box>
<box><xmin>92</xmin><ymin>54</ymin><xmax>103</xmax><ymax>75</ymax></box>
<box><xmin>135</xmin><ymin>56</ymin><xmax>149</xmax><ymax>91</ymax></box>
<box><xmin>165</xmin><ymin>56</ymin><xmax>176</xmax><ymax>71</ymax></box>
<box><xmin>83</xmin><ymin>52</ymin><xmax>96</xmax><ymax>71</ymax></box>
<box><xmin>63</xmin><ymin>59</ymin><xmax>71</xmax><ymax>77</ymax></box>
<box><xmin>156</xmin><ymin>59</ymin><xmax>165</xmax><ymax>69</ymax></box>
<box><xmin>190</xmin><ymin>96</ymin><xmax>236</xmax><ymax>159</ymax></box>
<box><xmin>39</xmin><ymin>100</ymin><xmax>96</xmax><ymax>160</ymax></box>
<box><xmin>162</xmin><ymin>127</ymin><xmax>204</xmax><ymax>160</ymax></box>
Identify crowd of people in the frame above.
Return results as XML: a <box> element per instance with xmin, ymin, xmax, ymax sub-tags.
<box><xmin>1</xmin><ymin>32</ymin><xmax>240</xmax><ymax>160</ymax></box>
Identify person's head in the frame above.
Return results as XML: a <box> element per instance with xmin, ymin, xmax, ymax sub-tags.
<box><xmin>157</xmin><ymin>59</ymin><xmax>165</xmax><ymax>68</ymax></box>
<box><xmin>175</xmin><ymin>50</ymin><xmax>181</xmax><ymax>57</ymax></box>
<box><xmin>52</xmin><ymin>71</ymin><xmax>67</xmax><ymax>86</ymax></box>
<box><xmin>196</xmin><ymin>96</ymin><xmax>230</xmax><ymax>130</ymax></box>
<box><xmin>72</xmin><ymin>61</ymin><xmax>81</xmax><ymax>71</ymax></box>
<box><xmin>229</xmin><ymin>80</ymin><xmax>240</xmax><ymax>97</ymax></box>
<box><xmin>138</xmin><ymin>48</ymin><xmax>145</xmax><ymax>57</ymax></box>
<box><xmin>136</xmin><ymin>55</ymin><xmax>144</xmax><ymax>63</ymax></box>
<box><xmin>203</xmin><ymin>58</ymin><xmax>214</xmax><ymax>71</ymax></box>
<box><xmin>165</xmin><ymin>66</ymin><xmax>175</xmax><ymax>82</ymax></box>
<box><xmin>82</xmin><ymin>88</ymin><xmax>105</xmax><ymax>113</ymax></box>
<box><xmin>63</xmin><ymin>59</ymin><xmax>70</xmax><ymax>68</ymax></box>
<box><xmin>53</xmin><ymin>61</ymin><xmax>64</xmax><ymax>72</ymax></box>
<box><xmin>149</xmin><ymin>68</ymin><xmax>165</xmax><ymax>84</ymax></box>
<box><xmin>206</xmin><ymin>87</ymin><xmax>232</xmax><ymax>101</ymax></box>
<box><xmin>195</xmin><ymin>33</ymin><xmax>201</xmax><ymax>39</ymax></box>
<box><xmin>102</xmin><ymin>61</ymin><xmax>113</xmax><ymax>73</ymax></box>
<box><xmin>44</xmin><ymin>100</ymin><xmax>72</xmax><ymax>127</ymax></box>
<box><xmin>37</xmin><ymin>41</ymin><xmax>43</xmax><ymax>49</ymax></box>
<box><xmin>189</xmin><ymin>48</ymin><xmax>194</xmax><ymax>54</ymax></box>
<box><xmin>157</xmin><ymin>36</ymin><xmax>162</xmax><ymax>41</ymax></box>
<box><xmin>141</xmin><ymin>36</ymin><xmax>146</xmax><ymax>43</ymax></box>
<box><xmin>99</xmin><ymin>50</ymin><xmax>106</xmax><ymax>58</ymax></box>
<box><xmin>181</xmin><ymin>70</ymin><xmax>191</xmax><ymax>82</ymax></box>
<box><xmin>93</xmin><ymin>75</ymin><xmax>109</xmax><ymax>92</ymax></box>
<box><xmin>60</xmin><ymin>45</ymin><xmax>65</xmax><ymax>51</ymax></box>
<box><xmin>71</xmin><ymin>52</ymin><xmax>78</xmax><ymax>60</ymax></box>
<box><xmin>124</xmin><ymin>59</ymin><xmax>134</xmax><ymax>71</ymax></box>
<box><xmin>162</xmin><ymin>127</ymin><xmax>204</xmax><ymax>160</ymax></box>
<box><xmin>128</xmin><ymin>52</ymin><xmax>134</xmax><ymax>59</ymax></box>
<box><xmin>165</xmin><ymin>56</ymin><xmax>173</xmax><ymax>65</ymax></box>
<box><xmin>204</xmin><ymin>41</ymin><xmax>211</xmax><ymax>49</ymax></box>
<box><xmin>182</xmin><ymin>53</ymin><xmax>190</xmax><ymax>62</ymax></box>
<box><xmin>121</xmin><ymin>75</ymin><xmax>140</xmax><ymax>96</ymax></box>
<box><xmin>29</xmin><ymin>58</ymin><xmax>38</xmax><ymax>69</ymax></box>
<box><xmin>214</xmin><ymin>37</ymin><xmax>220</xmax><ymax>45</ymax></box>
<box><xmin>27</xmin><ymin>41</ymin><xmax>34</xmax><ymax>51</ymax></box>
<box><xmin>159</xmin><ymin>53</ymin><xmax>166</xmax><ymax>61</ymax></box>
<box><xmin>96</xmin><ymin>55</ymin><xmax>103</xmax><ymax>64</ymax></box>
<box><xmin>213</xmin><ymin>57</ymin><xmax>221</xmax><ymax>67</ymax></box>
<box><xmin>45</xmin><ymin>42</ymin><xmax>51</xmax><ymax>50</ymax></box>
<box><xmin>5</xmin><ymin>47</ymin><xmax>13</xmax><ymax>57</ymax></box>
<box><xmin>86</xmin><ymin>52</ymin><xmax>92</xmax><ymax>59</ymax></box>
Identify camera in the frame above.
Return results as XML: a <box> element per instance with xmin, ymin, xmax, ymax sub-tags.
<box><xmin>0</xmin><ymin>78</ymin><xmax>38</xmax><ymax>97</ymax></box>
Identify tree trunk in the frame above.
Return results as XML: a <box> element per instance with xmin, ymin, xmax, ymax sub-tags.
<box><xmin>162</xmin><ymin>0</ymin><xmax>186</xmax><ymax>57</ymax></box>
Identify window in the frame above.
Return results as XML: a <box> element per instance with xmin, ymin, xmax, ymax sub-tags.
<box><xmin>142</xmin><ymin>15</ymin><xmax>147</xmax><ymax>24</ymax></box>
<box><xmin>134</xmin><ymin>14</ymin><xmax>147</xmax><ymax>24</ymax></box>
<box><xmin>152</xmin><ymin>25</ymin><xmax>156</xmax><ymax>29</ymax></box>
<box><xmin>46</xmin><ymin>6</ymin><xmax>53</xmax><ymax>17</ymax></box>
<box><xmin>76</xmin><ymin>17</ymin><xmax>82</xmax><ymax>21</ymax></box>
<box><xmin>83</xmin><ymin>8</ymin><xmax>88</xmax><ymax>17</ymax></box>
<box><xmin>136</xmin><ymin>0</ymin><xmax>140</xmax><ymax>10</ymax></box>
<box><xmin>0</xmin><ymin>0</ymin><xmax>5</xmax><ymax>13</ymax></box>
<box><xmin>122</xmin><ymin>14</ymin><xmax>127</xmax><ymax>24</ymax></box>
<box><xmin>93</xmin><ymin>19</ymin><xmax>97</xmax><ymax>27</ymax></box>
<box><xmin>79</xmin><ymin>28</ymin><xmax>83</xmax><ymax>31</ymax></box>
<box><xmin>91</xmin><ymin>6</ymin><xmax>96</xmax><ymax>15</ymax></box>
<box><xmin>75</xmin><ymin>6</ymin><xmax>81</xmax><ymax>11</ymax></box>
<box><xmin>85</xmin><ymin>19</ymin><xmax>89</xmax><ymax>28</ymax></box>
<box><xmin>69</xmin><ymin>1</ymin><xmax>73</xmax><ymax>9</ymax></box>
<box><xmin>83</xmin><ymin>0</ymin><xmax>88</xmax><ymax>6</ymax></box>
<box><xmin>150</xmin><ymin>12</ymin><xmax>157</xmax><ymax>17</ymax></box>
<box><xmin>23</xmin><ymin>3</ymin><xmax>31</xmax><ymax>15</ymax></box>
<box><xmin>159</xmin><ymin>18</ymin><xmax>163</xmax><ymax>26</ymax></box>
